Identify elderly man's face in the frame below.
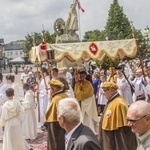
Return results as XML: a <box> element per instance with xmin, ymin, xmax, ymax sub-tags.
<box><xmin>103</xmin><ymin>88</ymin><xmax>116</xmax><ymax>100</ymax></box>
<box><xmin>50</xmin><ymin>86</ymin><xmax>62</xmax><ymax>97</ymax></box>
<box><xmin>127</xmin><ymin>110</ymin><xmax>150</xmax><ymax>136</ymax></box>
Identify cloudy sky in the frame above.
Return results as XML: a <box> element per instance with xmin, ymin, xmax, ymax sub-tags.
<box><xmin>0</xmin><ymin>0</ymin><xmax>150</xmax><ymax>43</ymax></box>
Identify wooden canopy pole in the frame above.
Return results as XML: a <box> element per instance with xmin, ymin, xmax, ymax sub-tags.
<box><xmin>35</xmin><ymin>59</ymin><xmax>41</xmax><ymax>122</ymax></box>
<box><xmin>131</xmin><ymin>21</ymin><xmax>146</xmax><ymax>81</ymax></box>
<box><xmin>41</xmin><ymin>26</ymin><xmax>52</xmax><ymax>80</ymax></box>
<box><xmin>32</xmin><ymin>34</ymin><xmax>41</xmax><ymax>122</ymax></box>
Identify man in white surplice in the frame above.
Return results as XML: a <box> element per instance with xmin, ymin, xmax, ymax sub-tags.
<box><xmin>116</xmin><ymin>66</ymin><xmax>133</xmax><ymax>105</ymax></box>
<box><xmin>21</xmin><ymin>83</ymin><xmax>37</xmax><ymax>140</ymax></box>
<box><xmin>131</xmin><ymin>68</ymin><xmax>148</xmax><ymax>102</ymax></box>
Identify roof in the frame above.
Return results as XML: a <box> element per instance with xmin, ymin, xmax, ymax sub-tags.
<box><xmin>10</xmin><ymin>57</ymin><xmax>25</xmax><ymax>63</ymax></box>
<box><xmin>4</xmin><ymin>43</ymin><xmax>23</xmax><ymax>50</ymax></box>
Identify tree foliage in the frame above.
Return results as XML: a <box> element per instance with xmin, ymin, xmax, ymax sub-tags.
<box><xmin>82</xmin><ymin>0</ymin><xmax>146</xmax><ymax>71</ymax></box>
<box><xmin>82</xmin><ymin>30</ymin><xmax>104</xmax><ymax>42</ymax></box>
<box><xmin>23</xmin><ymin>31</ymin><xmax>56</xmax><ymax>54</ymax></box>
<box><xmin>105</xmin><ymin>0</ymin><xmax>132</xmax><ymax>40</ymax></box>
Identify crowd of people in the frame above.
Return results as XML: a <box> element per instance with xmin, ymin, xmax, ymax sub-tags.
<box><xmin>0</xmin><ymin>58</ymin><xmax>149</xmax><ymax>150</ymax></box>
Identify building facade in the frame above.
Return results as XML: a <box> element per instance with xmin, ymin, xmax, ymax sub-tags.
<box><xmin>4</xmin><ymin>40</ymin><xmax>25</xmax><ymax>60</ymax></box>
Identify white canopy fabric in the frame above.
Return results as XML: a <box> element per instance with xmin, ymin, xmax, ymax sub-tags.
<box><xmin>10</xmin><ymin>57</ymin><xmax>25</xmax><ymax>63</ymax></box>
<box><xmin>29</xmin><ymin>39</ymin><xmax>137</xmax><ymax>63</ymax></box>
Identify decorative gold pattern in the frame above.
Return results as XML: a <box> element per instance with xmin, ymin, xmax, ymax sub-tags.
<box><xmin>49</xmin><ymin>39</ymin><xmax>137</xmax><ymax>62</ymax></box>
<box><xmin>29</xmin><ymin>39</ymin><xmax>137</xmax><ymax>63</ymax></box>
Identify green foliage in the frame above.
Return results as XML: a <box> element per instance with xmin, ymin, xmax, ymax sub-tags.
<box><xmin>86</xmin><ymin>0</ymin><xmax>145</xmax><ymax>67</ymax></box>
<box><xmin>82</xmin><ymin>30</ymin><xmax>102</xmax><ymax>42</ymax></box>
<box><xmin>99</xmin><ymin>56</ymin><xmax>120</xmax><ymax>71</ymax></box>
<box><xmin>23</xmin><ymin>31</ymin><xmax>56</xmax><ymax>54</ymax></box>
<box><xmin>135</xmin><ymin>29</ymin><xmax>146</xmax><ymax>57</ymax></box>
<box><xmin>105</xmin><ymin>0</ymin><xmax>132</xmax><ymax>40</ymax></box>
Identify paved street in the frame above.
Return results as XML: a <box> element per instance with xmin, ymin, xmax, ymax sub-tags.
<box><xmin>0</xmin><ymin>64</ymin><xmax>43</xmax><ymax>149</ymax></box>
<box><xmin>0</xmin><ymin>64</ymin><xmax>101</xmax><ymax>149</ymax></box>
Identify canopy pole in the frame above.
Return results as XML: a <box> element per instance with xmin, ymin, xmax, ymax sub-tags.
<box><xmin>131</xmin><ymin>21</ymin><xmax>146</xmax><ymax>81</ymax></box>
<box><xmin>41</xmin><ymin>26</ymin><xmax>52</xmax><ymax>80</ymax></box>
<box><xmin>32</xmin><ymin>33</ymin><xmax>48</xmax><ymax>89</ymax></box>
<box><xmin>35</xmin><ymin>59</ymin><xmax>40</xmax><ymax>122</ymax></box>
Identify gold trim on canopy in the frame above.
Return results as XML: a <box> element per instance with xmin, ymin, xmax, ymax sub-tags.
<box><xmin>29</xmin><ymin>43</ymin><xmax>49</xmax><ymax>63</ymax></box>
<box><xmin>49</xmin><ymin>39</ymin><xmax>137</xmax><ymax>62</ymax></box>
<box><xmin>29</xmin><ymin>39</ymin><xmax>137</xmax><ymax>63</ymax></box>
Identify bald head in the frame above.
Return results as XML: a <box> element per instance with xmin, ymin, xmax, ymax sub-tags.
<box><xmin>127</xmin><ymin>101</ymin><xmax>150</xmax><ymax>136</ymax></box>
<box><xmin>128</xmin><ymin>101</ymin><xmax>150</xmax><ymax>117</ymax></box>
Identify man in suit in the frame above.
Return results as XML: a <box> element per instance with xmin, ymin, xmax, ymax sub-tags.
<box><xmin>57</xmin><ymin>97</ymin><xmax>101</xmax><ymax>150</ymax></box>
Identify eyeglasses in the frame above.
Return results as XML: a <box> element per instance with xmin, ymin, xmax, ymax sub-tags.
<box><xmin>103</xmin><ymin>89</ymin><xmax>110</xmax><ymax>92</ymax></box>
<box><xmin>126</xmin><ymin>115</ymin><xmax>147</xmax><ymax>123</ymax></box>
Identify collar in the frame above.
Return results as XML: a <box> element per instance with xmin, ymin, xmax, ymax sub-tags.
<box><xmin>26</xmin><ymin>89</ymin><xmax>34</xmax><ymax>94</ymax></box>
<box><xmin>52</xmin><ymin>90</ymin><xmax>64</xmax><ymax>98</ymax></box>
<box><xmin>65</xmin><ymin>123</ymin><xmax>81</xmax><ymax>149</ymax></box>
<box><xmin>137</xmin><ymin>129</ymin><xmax>150</xmax><ymax>144</ymax></box>
<box><xmin>136</xmin><ymin>75</ymin><xmax>143</xmax><ymax>80</ymax></box>
<box><xmin>107</xmin><ymin>92</ymin><xmax>120</xmax><ymax>104</ymax></box>
<box><xmin>65</xmin><ymin>122</ymin><xmax>81</xmax><ymax>141</ymax></box>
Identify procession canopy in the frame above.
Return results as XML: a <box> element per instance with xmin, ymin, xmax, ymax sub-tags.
<box><xmin>29</xmin><ymin>39</ymin><xmax>137</xmax><ymax>63</ymax></box>
<box><xmin>29</xmin><ymin>42</ymin><xmax>49</xmax><ymax>64</ymax></box>
<box><xmin>48</xmin><ymin>39</ymin><xmax>137</xmax><ymax>62</ymax></box>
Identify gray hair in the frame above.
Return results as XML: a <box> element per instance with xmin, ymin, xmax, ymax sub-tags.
<box><xmin>58</xmin><ymin>98</ymin><xmax>81</xmax><ymax>123</ymax></box>
<box><xmin>129</xmin><ymin>101</ymin><xmax>150</xmax><ymax>116</ymax></box>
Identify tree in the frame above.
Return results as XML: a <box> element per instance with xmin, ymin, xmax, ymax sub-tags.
<box><xmin>105</xmin><ymin>0</ymin><xmax>132</xmax><ymax>40</ymax></box>
<box><xmin>82</xmin><ymin>30</ymin><xmax>103</xmax><ymax>42</ymax></box>
<box><xmin>23</xmin><ymin>31</ymin><xmax>56</xmax><ymax>54</ymax></box>
<box><xmin>82</xmin><ymin>0</ymin><xmax>146</xmax><ymax>71</ymax></box>
<box><xmin>100</xmin><ymin>0</ymin><xmax>147</xmax><ymax>70</ymax></box>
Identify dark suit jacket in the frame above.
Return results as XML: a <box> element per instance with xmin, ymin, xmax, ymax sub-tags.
<box><xmin>67</xmin><ymin>123</ymin><xmax>101</xmax><ymax>150</ymax></box>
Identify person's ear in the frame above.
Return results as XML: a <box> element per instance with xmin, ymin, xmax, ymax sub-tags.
<box><xmin>62</xmin><ymin>115</ymin><xmax>66</xmax><ymax>123</ymax></box>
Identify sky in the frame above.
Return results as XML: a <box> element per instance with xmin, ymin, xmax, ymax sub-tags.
<box><xmin>0</xmin><ymin>0</ymin><xmax>150</xmax><ymax>43</ymax></box>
